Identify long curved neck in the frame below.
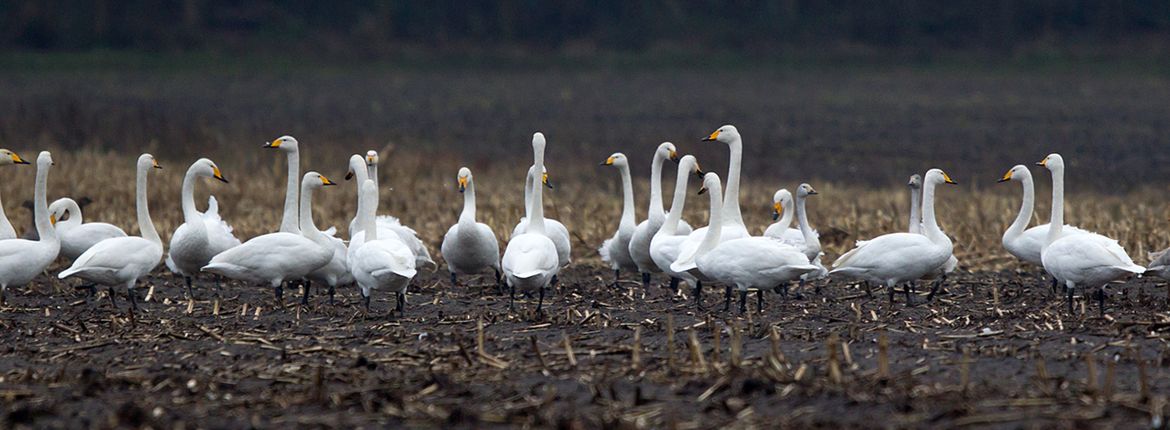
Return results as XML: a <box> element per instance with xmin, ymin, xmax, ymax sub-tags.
<box><xmin>694</xmin><ymin>185</ymin><xmax>725</xmax><ymax>259</ymax></box>
<box><xmin>1005</xmin><ymin>174</ymin><xmax>1034</xmax><ymax>240</ymax></box>
<box><xmin>181</xmin><ymin>166</ymin><xmax>203</xmax><ymax>226</ymax></box>
<box><xmin>0</xmin><ymin>186</ymin><xmax>9</xmax><ymax>235</ymax></box>
<box><xmin>661</xmin><ymin>167</ymin><xmax>691</xmax><ymax>235</ymax></box>
<box><xmin>523</xmin><ymin>167</ymin><xmax>535</xmax><ymax>219</ymax></box>
<box><xmin>618</xmin><ymin>163</ymin><xmax>635</xmax><ymax>229</ymax></box>
<box><xmin>33</xmin><ymin>162</ymin><xmax>56</xmax><ymax>241</ymax></box>
<box><xmin>136</xmin><ymin>164</ymin><xmax>160</xmax><ymax>245</ymax></box>
<box><xmin>908</xmin><ymin>187</ymin><xmax>922</xmax><ymax>234</ymax></box>
<box><xmin>722</xmin><ymin>137</ymin><xmax>744</xmax><ymax>227</ymax></box>
<box><xmin>59</xmin><ymin>201</ymin><xmax>83</xmax><ymax>229</ymax></box>
<box><xmin>367</xmin><ymin>163</ymin><xmax>378</xmax><ymax>190</ymax></box>
<box><xmin>528</xmin><ymin>151</ymin><xmax>547</xmax><ymax>235</ymax></box>
<box><xmin>459</xmin><ymin>179</ymin><xmax>477</xmax><ymax>225</ymax></box>
<box><xmin>298</xmin><ymin>181</ymin><xmax>321</xmax><ymax>240</ymax></box>
<box><xmin>648</xmin><ymin>153</ymin><xmax>666</xmax><ymax>219</ymax></box>
<box><xmin>796</xmin><ymin>195</ymin><xmax>816</xmax><ymax>245</ymax></box>
<box><xmin>280</xmin><ymin>148</ymin><xmax>300</xmax><ymax>233</ymax></box>
<box><xmin>1046</xmin><ymin>166</ymin><xmax>1064</xmax><ymax>246</ymax></box>
<box><xmin>920</xmin><ymin>180</ymin><xmax>943</xmax><ymax>243</ymax></box>
<box><xmin>361</xmin><ymin>185</ymin><xmax>378</xmax><ymax>241</ymax></box>
<box><xmin>349</xmin><ymin>158</ymin><xmax>371</xmax><ymax>230</ymax></box>
<box><xmin>777</xmin><ymin>199</ymin><xmax>794</xmax><ymax>230</ymax></box>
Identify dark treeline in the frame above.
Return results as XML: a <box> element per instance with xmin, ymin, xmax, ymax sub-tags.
<box><xmin>3</xmin><ymin>0</ymin><xmax>1170</xmax><ymax>57</ymax></box>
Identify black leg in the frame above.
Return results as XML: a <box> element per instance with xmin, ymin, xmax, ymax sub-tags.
<box><xmin>1051</xmin><ymin>276</ymin><xmax>1058</xmax><ymax>295</ymax></box>
<box><xmin>864</xmin><ymin>281</ymin><xmax>872</xmax><ymax>298</ymax></box>
<box><xmin>814</xmin><ymin>280</ymin><xmax>821</xmax><ymax>295</ymax></box>
<box><xmin>668</xmin><ymin>277</ymin><xmax>680</xmax><ymax>293</ymax></box>
<box><xmin>450</xmin><ymin>272</ymin><xmax>458</xmax><ymax>286</ymax></box>
<box><xmin>509</xmin><ymin>284</ymin><xmax>516</xmax><ymax>311</ymax></box>
<box><xmin>928</xmin><ymin>277</ymin><xmax>942</xmax><ymax>301</ymax></box>
<box><xmin>300</xmin><ymin>280</ymin><xmax>311</xmax><ymax>305</ymax></box>
<box><xmin>1097</xmin><ymin>288</ymin><xmax>1105</xmax><ymax>318</ymax></box>
<box><xmin>494</xmin><ymin>268</ymin><xmax>504</xmax><ymax>294</ymax></box>
<box><xmin>905</xmin><ymin>283</ymin><xmax>914</xmax><ymax>306</ymax></box>
<box><xmin>757</xmin><ymin>289</ymin><xmax>764</xmax><ymax>313</ymax></box>
<box><xmin>537</xmin><ymin>286</ymin><xmax>546</xmax><ymax>314</ymax></box>
<box><xmin>887</xmin><ymin>283</ymin><xmax>896</xmax><ymax>304</ymax></box>
<box><xmin>397</xmin><ymin>291</ymin><xmax>405</xmax><ymax>316</ymax></box>
<box><xmin>641</xmin><ymin>272</ymin><xmax>651</xmax><ymax>290</ymax></box>
<box><xmin>781</xmin><ymin>283</ymin><xmax>789</xmax><ymax>299</ymax></box>
<box><xmin>128</xmin><ymin>288</ymin><xmax>138</xmax><ymax>310</ymax></box>
<box><xmin>328</xmin><ymin>284</ymin><xmax>335</xmax><ymax>305</ymax></box>
<box><xmin>214</xmin><ymin>276</ymin><xmax>223</xmax><ymax>297</ymax></box>
<box><xmin>551</xmin><ymin>275</ymin><xmax>559</xmax><ymax>287</ymax></box>
<box><xmin>693</xmin><ymin>281</ymin><xmax>703</xmax><ymax>309</ymax></box>
<box><xmin>109</xmin><ymin>286</ymin><xmax>118</xmax><ymax>309</ymax></box>
<box><xmin>738</xmin><ymin>290</ymin><xmax>748</xmax><ymax>314</ymax></box>
<box><xmin>275</xmin><ymin>283</ymin><xmax>284</xmax><ymax>301</ymax></box>
<box><xmin>1066</xmin><ymin>283</ymin><xmax>1074</xmax><ymax>314</ymax></box>
<box><xmin>612</xmin><ymin>270</ymin><xmax>620</xmax><ymax>288</ymax></box>
<box><xmin>723</xmin><ymin>286</ymin><xmax>732</xmax><ymax>312</ymax></box>
<box><xmin>363</xmin><ymin>292</ymin><xmax>371</xmax><ymax>312</ymax></box>
<box><xmin>185</xmin><ymin>276</ymin><xmax>194</xmax><ymax>300</ymax></box>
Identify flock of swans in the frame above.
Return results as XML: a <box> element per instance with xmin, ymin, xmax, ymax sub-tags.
<box><xmin>0</xmin><ymin>125</ymin><xmax>1164</xmax><ymax>317</ymax></box>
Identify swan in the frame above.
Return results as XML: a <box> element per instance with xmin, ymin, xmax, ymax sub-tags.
<box><xmin>629</xmin><ymin>142</ymin><xmax>693</xmax><ymax>290</ymax></box>
<box><xmin>598</xmin><ymin>152</ymin><xmax>639</xmax><ymax>287</ymax></box>
<box><xmin>998</xmin><ymin>164</ymin><xmax>1085</xmax><ymax>284</ymax></box>
<box><xmin>49</xmin><ymin>197</ymin><xmax>127</xmax><ymax>261</ymax></box>
<box><xmin>440</xmin><ymin>167</ymin><xmax>501</xmax><ymax>286</ymax></box>
<box><xmin>202</xmin><ymin>172</ymin><xmax>336</xmax><ymax>303</ymax></box>
<box><xmin>650</xmin><ymin>155</ymin><xmax>704</xmax><ymax>299</ymax></box>
<box><xmin>349</xmin><ymin>179</ymin><xmax>416</xmax><ymax>315</ymax></box>
<box><xmin>0</xmin><ymin>151</ymin><xmax>59</xmax><ymax>305</ymax></box>
<box><xmin>512</xmin><ymin>165</ymin><xmax>571</xmax><ymax>267</ymax></box>
<box><xmin>909</xmin><ymin>174</ymin><xmax>958</xmax><ymax>296</ymax></box>
<box><xmin>830</xmin><ymin>169</ymin><xmax>957</xmax><ymax>304</ymax></box>
<box><xmin>1147</xmin><ymin>248</ymin><xmax>1170</xmax><ymax>280</ymax></box>
<box><xmin>263</xmin><ymin>135</ymin><xmax>302</xmax><ymax>234</ymax></box>
<box><xmin>0</xmin><ymin>149</ymin><xmax>30</xmax><ymax>240</ymax></box>
<box><xmin>674</xmin><ymin>125</ymin><xmax>753</xmax><ymax>261</ymax></box>
<box><xmin>1037</xmin><ymin>153</ymin><xmax>1144</xmax><ymax>315</ymax></box>
<box><xmin>673</xmin><ymin>173</ymin><xmax>818</xmax><ymax>313</ymax></box>
<box><xmin>59</xmin><ymin>154</ymin><xmax>163</xmax><ymax>309</ymax></box>
<box><xmin>502</xmin><ymin>132</ymin><xmax>560</xmax><ymax>313</ymax></box>
<box><xmin>363</xmin><ymin>149</ymin><xmax>436</xmax><ymax>270</ymax></box>
<box><xmin>164</xmin><ymin>158</ymin><xmax>240</xmax><ymax>298</ymax></box>
<box><xmin>762</xmin><ymin>189</ymin><xmax>801</xmax><ymax>242</ymax></box>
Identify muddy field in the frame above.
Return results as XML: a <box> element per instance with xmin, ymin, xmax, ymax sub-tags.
<box><xmin>2</xmin><ymin>264</ymin><xmax>1169</xmax><ymax>429</ymax></box>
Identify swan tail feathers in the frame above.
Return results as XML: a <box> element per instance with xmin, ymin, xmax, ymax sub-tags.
<box><xmin>372</xmin><ymin>267</ymin><xmax>417</xmax><ymax>279</ymax></box>
<box><xmin>510</xmin><ymin>269</ymin><xmax>546</xmax><ymax>279</ymax></box>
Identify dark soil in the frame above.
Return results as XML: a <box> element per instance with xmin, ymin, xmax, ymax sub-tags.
<box><xmin>2</xmin><ymin>265</ymin><xmax>1169</xmax><ymax>429</ymax></box>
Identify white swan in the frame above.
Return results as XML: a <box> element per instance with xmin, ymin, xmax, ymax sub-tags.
<box><xmin>0</xmin><ymin>149</ymin><xmax>30</xmax><ymax>240</ymax></box>
<box><xmin>673</xmin><ymin>173</ymin><xmax>817</xmax><ymax>313</ymax></box>
<box><xmin>675</xmin><ymin>125</ymin><xmax>753</xmax><ymax>261</ymax></box>
<box><xmin>512</xmin><ymin>165</ymin><xmax>571</xmax><ymax>267</ymax></box>
<box><xmin>0</xmin><ymin>151</ymin><xmax>59</xmax><ymax>305</ymax></box>
<box><xmin>49</xmin><ymin>197</ymin><xmax>127</xmax><ymax>261</ymax></box>
<box><xmin>59</xmin><ymin>154</ymin><xmax>163</xmax><ymax>309</ymax></box>
<box><xmin>203</xmin><ymin>172</ymin><xmax>336</xmax><ymax>303</ymax></box>
<box><xmin>1038</xmin><ymin>153</ymin><xmax>1144</xmax><ymax>315</ymax></box>
<box><xmin>629</xmin><ymin>142</ymin><xmax>693</xmax><ymax>290</ymax></box>
<box><xmin>650</xmin><ymin>155</ymin><xmax>704</xmax><ymax>299</ymax></box>
<box><xmin>363</xmin><ymin>149</ymin><xmax>436</xmax><ymax>270</ymax></box>
<box><xmin>999</xmin><ymin>164</ymin><xmax>1085</xmax><ymax>271</ymax></box>
<box><xmin>762</xmin><ymin>189</ymin><xmax>801</xmax><ymax>242</ymax></box>
<box><xmin>909</xmin><ymin>174</ymin><xmax>959</xmax><ymax>294</ymax></box>
<box><xmin>598</xmin><ymin>152</ymin><xmax>639</xmax><ymax>286</ymax></box>
<box><xmin>831</xmin><ymin>169</ymin><xmax>957</xmax><ymax>304</ymax></box>
<box><xmin>164</xmin><ymin>158</ymin><xmax>240</xmax><ymax>298</ymax></box>
<box><xmin>440</xmin><ymin>167</ymin><xmax>500</xmax><ymax>286</ymax></box>
<box><xmin>502</xmin><ymin>132</ymin><xmax>560</xmax><ymax>313</ymax></box>
<box><xmin>349</xmin><ymin>179</ymin><xmax>416</xmax><ymax>315</ymax></box>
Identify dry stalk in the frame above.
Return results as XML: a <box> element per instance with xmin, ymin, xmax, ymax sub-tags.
<box><xmin>687</xmin><ymin>329</ymin><xmax>706</xmax><ymax>372</ymax></box>
<box><xmin>877</xmin><ymin>330</ymin><xmax>890</xmax><ymax>380</ymax></box>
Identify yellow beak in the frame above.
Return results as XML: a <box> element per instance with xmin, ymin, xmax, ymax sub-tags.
<box><xmin>152</xmin><ymin>159</ymin><xmax>162</xmax><ymax>169</ymax></box>
<box><xmin>212</xmin><ymin>166</ymin><xmax>228</xmax><ymax>183</ymax></box>
<box><xmin>458</xmin><ymin>176</ymin><xmax>468</xmax><ymax>192</ymax></box>
<box><xmin>320</xmin><ymin>175</ymin><xmax>335</xmax><ymax>186</ymax></box>
<box><xmin>702</xmin><ymin>130</ymin><xmax>721</xmax><ymax>142</ymax></box>
<box><xmin>998</xmin><ymin>169</ymin><xmax>1013</xmax><ymax>183</ymax></box>
<box><xmin>942</xmin><ymin>172</ymin><xmax>957</xmax><ymax>184</ymax></box>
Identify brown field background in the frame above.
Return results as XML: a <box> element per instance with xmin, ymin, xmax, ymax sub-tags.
<box><xmin>1</xmin><ymin>62</ymin><xmax>1169</xmax><ymax>272</ymax></box>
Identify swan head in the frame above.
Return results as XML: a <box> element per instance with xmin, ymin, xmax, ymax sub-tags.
<box><xmin>697</xmin><ymin>172</ymin><xmax>721</xmax><ymax>195</ymax></box>
<box><xmin>345</xmin><ymin>154</ymin><xmax>366</xmax><ymax>180</ymax></box>
<box><xmin>37</xmin><ymin>151</ymin><xmax>53</xmax><ymax>168</ymax></box>
<box><xmin>457</xmin><ymin>167</ymin><xmax>472</xmax><ymax>193</ymax></box>
<box><xmin>601</xmin><ymin>152</ymin><xmax>629</xmax><ymax>168</ymax></box>
<box><xmin>998</xmin><ymin>165</ymin><xmax>1029</xmax><ymax>183</ymax></box>
<box><xmin>772</xmin><ymin>189</ymin><xmax>793</xmax><ymax>220</ymax></box>
<box><xmin>48</xmin><ymin>198</ymin><xmax>74</xmax><ymax>225</ymax></box>
<box><xmin>678</xmin><ymin>154</ymin><xmax>703</xmax><ymax>178</ymax></box>
<box><xmin>366</xmin><ymin>150</ymin><xmax>379</xmax><ymax>166</ymax></box>
<box><xmin>924</xmin><ymin>168</ymin><xmax>958</xmax><ymax>186</ymax></box>
<box><xmin>702</xmin><ymin>125</ymin><xmax>739</xmax><ymax>144</ymax></box>
<box><xmin>302</xmin><ymin>171</ymin><xmax>336</xmax><ymax>189</ymax></box>
<box><xmin>656</xmin><ymin>142</ymin><xmax>679</xmax><ymax>162</ymax></box>
<box><xmin>137</xmin><ymin>153</ymin><xmax>161</xmax><ymax>171</ymax></box>
<box><xmin>797</xmin><ymin>183</ymin><xmax>818</xmax><ymax>198</ymax></box>
<box><xmin>1037</xmin><ymin>153</ymin><xmax>1064</xmax><ymax>171</ymax></box>
<box><xmin>908</xmin><ymin>174</ymin><xmax>922</xmax><ymax>189</ymax></box>
<box><xmin>194</xmin><ymin>158</ymin><xmax>228</xmax><ymax>183</ymax></box>
<box><xmin>0</xmin><ymin>149</ymin><xmax>29</xmax><ymax>165</ymax></box>
<box><xmin>532</xmin><ymin>132</ymin><xmax>546</xmax><ymax>153</ymax></box>
<box><xmin>264</xmin><ymin>135</ymin><xmax>298</xmax><ymax>152</ymax></box>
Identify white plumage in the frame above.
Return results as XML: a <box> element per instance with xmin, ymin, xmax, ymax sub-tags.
<box><xmin>0</xmin><ymin>149</ymin><xmax>31</xmax><ymax>240</ymax></box>
<box><xmin>0</xmin><ymin>151</ymin><xmax>59</xmax><ymax>304</ymax></box>
<box><xmin>628</xmin><ymin>142</ymin><xmax>692</xmax><ymax>287</ymax></box>
<box><xmin>349</xmin><ymin>179</ymin><xmax>416</xmax><ymax>314</ymax></box>
<box><xmin>165</xmin><ymin>158</ymin><xmax>240</xmax><ymax>297</ymax></box>
<box><xmin>598</xmin><ymin>152</ymin><xmax>639</xmax><ymax>284</ymax></box>
<box><xmin>50</xmin><ymin>197</ymin><xmax>127</xmax><ymax>261</ymax></box>
<box><xmin>440</xmin><ymin>167</ymin><xmax>500</xmax><ymax>285</ymax></box>
<box><xmin>502</xmin><ymin>132</ymin><xmax>561</xmax><ymax>312</ymax></box>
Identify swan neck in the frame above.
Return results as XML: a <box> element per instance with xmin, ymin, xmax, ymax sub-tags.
<box><xmin>528</xmin><ymin>150</ymin><xmax>546</xmax><ymax>235</ymax></box>
<box><xmin>777</xmin><ymin>199</ymin><xmax>794</xmax><ymax>231</ymax></box>
<box><xmin>908</xmin><ymin>187</ymin><xmax>922</xmax><ymax>234</ymax></box>
<box><xmin>796</xmin><ymin>195</ymin><xmax>814</xmax><ymax>240</ymax></box>
<box><xmin>298</xmin><ymin>180</ymin><xmax>321</xmax><ymax>239</ymax></box>
<box><xmin>362</xmin><ymin>185</ymin><xmax>378</xmax><ymax>241</ymax></box>
<box><xmin>920</xmin><ymin>179</ymin><xmax>943</xmax><ymax>242</ymax></box>
<box><xmin>722</xmin><ymin>137</ymin><xmax>744</xmax><ymax>227</ymax></box>
<box><xmin>459</xmin><ymin>179</ymin><xmax>477</xmax><ymax>224</ymax></box>
<box><xmin>695</xmin><ymin>185</ymin><xmax>724</xmax><ymax>259</ymax></box>
<box><xmin>33</xmin><ymin>161</ymin><xmax>56</xmax><ymax>241</ymax></box>
<box><xmin>619</xmin><ymin>163</ymin><xmax>636</xmax><ymax>229</ymax></box>
<box><xmin>367</xmin><ymin>163</ymin><xmax>378</xmax><ymax>190</ymax></box>
<box><xmin>180</xmin><ymin>166</ymin><xmax>202</xmax><ymax>225</ymax></box>
<box><xmin>661</xmin><ymin>165</ymin><xmax>690</xmax><ymax>234</ymax></box>
<box><xmin>1046</xmin><ymin>166</ymin><xmax>1064</xmax><ymax>245</ymax></box>
<box><xmin>136</xmin><ymin>163</ymin><xmax>160</xmax><ymax>245</ymax></box>
<box><xmin>523</xmin><ymin>167</ymin><xmax>534</xmax><ymax>219</ymax></box>
<box><xmin>59</xmin><ymin>200</ymin><xmax>83</xmax><ymax>228</ymax></box>
<box><xmin>648</xmin><ymin>153</ymin><xmax>665</xmax><ymax>218</ymax></box>
<box><xmin>0</xmin><ymin>186</ymin><xmax>8</xmax><ymax>235</ymax></box>
<box><xmin>1006</xmin><ymin>174</ymin><xmax>1034</xmax><ymax>239</ymax></box>
<box><xmin>281</xmin><ymin>148</ymin><xmax>300</xmax><ymax>233</ymax></box>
